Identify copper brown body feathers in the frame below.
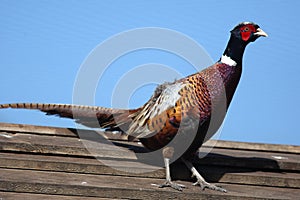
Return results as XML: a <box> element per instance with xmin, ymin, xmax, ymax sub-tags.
<box><xmin>135</xmin><ymin>62</ymin><xmax>241</xmax><ymax>153</ymax></box>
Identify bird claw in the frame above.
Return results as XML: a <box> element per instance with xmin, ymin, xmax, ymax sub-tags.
<box><xmin>157</xmin><ymin>181</ymin><xmax>186</xmax><ymax>191</ymax></box>
<box><xmin>193</xmin><ymin>180</ymin><xmax>227</xmax><ymax>193</ymax></box>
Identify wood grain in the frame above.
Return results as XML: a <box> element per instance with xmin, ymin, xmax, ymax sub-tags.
<box><xmin>0</xmin><ymin>122</ymin><xmax>299</xmax><ymax>199</ymax></box>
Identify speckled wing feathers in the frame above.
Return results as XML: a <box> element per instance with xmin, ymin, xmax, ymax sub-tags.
<box><xmin>128</xmin><ymin>82</ymin><xmax>186</xmax><ymax>138</ymax></box>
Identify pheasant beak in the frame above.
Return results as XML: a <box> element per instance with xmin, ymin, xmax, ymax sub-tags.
<box><xmin>254</xmin><ymin>28</ymin><xmax>268</xmax><ymax>37</ymax></box>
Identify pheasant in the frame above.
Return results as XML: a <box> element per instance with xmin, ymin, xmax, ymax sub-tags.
<box><xmin>0</xmin><ymin>22</ymin><xmax>267</xmax><ymax>192</ymax></box>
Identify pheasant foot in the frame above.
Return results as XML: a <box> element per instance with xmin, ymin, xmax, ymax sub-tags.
<box><xmin>158</xmin><ymin>180</ymin><xmax>186</xmax><ymax>191</ymax></box>
<box><xmin>192</xmin><ymin>179</ymin><xmax>227</xmax><ymax>192</ymax></box>
<box><xmin>182</xmin><ymin>158</ymin><xmax>227</xmax><ymax>193</ymax></box>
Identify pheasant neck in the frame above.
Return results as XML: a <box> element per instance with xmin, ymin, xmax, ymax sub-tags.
<box><xmin>222</xmin><ymin>36</ymin><xmax>247</xmax><ymax>66</ymax></box>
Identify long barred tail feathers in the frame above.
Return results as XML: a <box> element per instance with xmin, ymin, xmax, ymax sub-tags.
<box><xmin>0</xmin><ymin>103</ymin><xmax>136</xmax><ymax>130</ymax></box>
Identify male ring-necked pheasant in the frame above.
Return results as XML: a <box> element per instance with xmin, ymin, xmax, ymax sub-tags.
<box><xmin>0</xmin><ymin>22</ymin><xmax>267</xmax><ymax>192</ymax></box>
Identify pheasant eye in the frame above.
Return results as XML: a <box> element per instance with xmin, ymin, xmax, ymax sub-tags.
<box><xmin>243</xmin><ymin>27</ymin><xmax>250</xmax><ymax>32</ymax></box>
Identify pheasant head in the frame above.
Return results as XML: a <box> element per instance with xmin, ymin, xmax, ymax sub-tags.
<box><xmin>222</xmin><ymin>22</ymin><xmax>268</xmax><ymax>66</ymax></box>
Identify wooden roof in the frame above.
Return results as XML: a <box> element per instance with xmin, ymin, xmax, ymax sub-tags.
<box><xmin>0</xmin><ymin>122</ymin><xmax>299</xmax><ymax>199</ymax></box>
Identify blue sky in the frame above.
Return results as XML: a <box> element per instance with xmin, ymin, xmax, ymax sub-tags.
<box><xmin>0</xmin><ymin>0</ymin><xmax>299</xmax><ymax>145</ymax></box>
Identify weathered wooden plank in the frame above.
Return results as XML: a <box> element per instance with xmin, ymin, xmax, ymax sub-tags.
<box><xmin>0</xmin><ymin>191</ymin><xmax>113</xmax><ymax>200</ymax></box>
<box><xmin>0</xmin><ymin>132</ymin><xmax>137</xmax><ymax>159</ymax></box>
<box><xmin>0</xmin><ymin>122</ymin><xmax>129</xmax><ymax>141</ymax></box>
<box><xmin>203</xmin><ymin>140</ymin><xmax>300</xmax><ymax>154</ymax></box>
<box><xmin>0</xmin><ymin>152</ymin><xmax>299</xmax><ymax>188</ymax></box>
<box><xmin>199</xmin><ymin>147</ymin><xmax>300</xmax><ymax>171</ymax></box>
<box><xmin>0</xmin><ymin>152</ymin><xmax>162</xmax><ymax>178</ymax></box>
<box><xmin>0</xmin><ymin>132</ymin><xmax>299</xmax><ymax>171</ymax></box>
<box><xmin>0</xmin><ymin>122</ymin><xmax>78</xmax><ymax>137</ymax></box>
<box><xmin>198</xmin><ymin>165</ymin><xmax>300</xmax><ymax>189</ymax></box>
<box><xmin>0</xmin><ymin>168</ymin><xmax>298</xmax><ymax>199</ymax></box>
<box><xmin>1</xmin><ymin>122</ymin><xmax>299</xmax><ymax>154</ymax></box>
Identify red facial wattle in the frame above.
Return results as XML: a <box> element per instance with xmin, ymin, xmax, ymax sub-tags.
<box><xmin>240</xmin><ymin>24</ymin><xmax>256</xmax><ymax>41</ymax></box>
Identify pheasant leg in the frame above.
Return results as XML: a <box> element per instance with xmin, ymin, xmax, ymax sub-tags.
<box><xmin>181</xmin><ymin>158</ymin><xmax>227</xmax><ymax>192</ymax></box>
<box><xmin>158</xmin><ymin>157</ymin><xmax>186</xmax><ymax>191</ymax></box>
